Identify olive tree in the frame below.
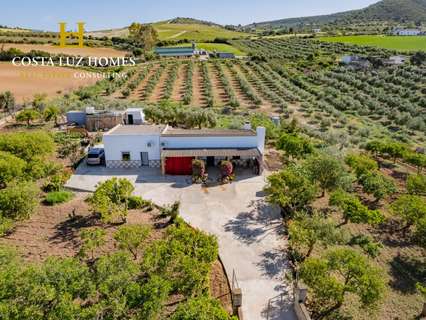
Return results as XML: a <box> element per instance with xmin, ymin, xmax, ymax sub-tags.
<box><xmin>391</xmin><ymin>195</ymin><xmax>426</xmax><ymax>234</ymax></box>
<box><xmin>300</xmin><ymin>248</ymin><xmax>385</xmax><ymax>319</ymax></box>
<box><xmin>15</xmin><ymin>109</ymin><xmax>41</xmax><ymax>126</ymax></box>
<box><xmin>79</xmin><ymin>228</ymin><xmax>106</xmax><ymax>260</ymax></box>
<box><xmin>359</xmin><ymin>172</ymin><xmax>396</xmax><ymax>203</ymax></box>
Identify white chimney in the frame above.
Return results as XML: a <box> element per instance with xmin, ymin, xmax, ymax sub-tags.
<box><xmin>256</xmin><ymin>127</ymin><xmax>266</xmax><ymax>155</ymax></box>
<box><xmin>243</xmin><ymin>122</ymin><xmax>252</xmax><ymax>130</ymax></box>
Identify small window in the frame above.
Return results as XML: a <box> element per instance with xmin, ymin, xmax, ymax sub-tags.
<box><xmin>122</xmin><ymin>152</ymin><xmax>131</xmax><ymax>161</ymax></box>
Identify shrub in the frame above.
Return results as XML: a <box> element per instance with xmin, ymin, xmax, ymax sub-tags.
<box><xmin>0</xmin><ymin>151</ymin><xmax>26</xmax><ymax>186</ymax></box>
<box><xmin>219</xmin><ymin>160</ymin><xmax>234</xmax><ymax>184</ymax></box>
<box><xmin>114</xmin><ymin>224</ymin><xmax>152</xmax><ymax>259</ymax></box>
<box><xmin>359</xmin><ymin>171</ymin><xmax>397</xmax><ymax>202</ymax></box>
<box><xmin>171</xmin><ymin>296</ymin><xmax>231</xmax><ymax>320</ymax></box>
<box><xmin>128</xmin><ymin>195</ymin><xmax>153</xmax><ymax>211</ymax></box>
<box><xmin>0</xmin><ymin>181</ymin><xmax>39</xmax><ymax>220</ymax></box>
<box><xmin>192</xmin><ymin>159</ymin><xmax>208</xmax><ymax>184</ymax></box>
<box><xmin>43</xmin><ymin>170</ymin><xmax>72</xmax><ymax>192</ymax></box>
<box><xmin>44</xmin><ymin>191</ymin><xmax>73</xmax><ymax>206</ymax></box>
<box><xmin>407</xmin><ymin>174</ymin><xmax>426</xmax><ymax>195</ymax></box>
<box><xmin>349</xmin><ymin>235</ymin><xmax>383</xmax><ymax>258</ymax></box>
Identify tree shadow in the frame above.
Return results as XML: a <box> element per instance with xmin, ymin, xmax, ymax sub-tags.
<box><xmin>256</xmin><ymin>248</ymin><xmax>289</xmax><ymax>279</ymax></box>
<box><xmin>223</xmin><ymin>199</ymin><xmax>285</xmax><ymax>246</ymax></box>
<box><xmin>389</xmin><ymin>254</ymin><xmax>426</xmax><ymax>294</ymax></box>
<box><xmin>49</xmin><ymin>214</ymin><xmax>100</xmax><ymax>248</ymax></box>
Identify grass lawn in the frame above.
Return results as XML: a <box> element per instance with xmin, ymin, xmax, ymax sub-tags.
<box><xmin>196</xmin><ymin>43</ymin><xmax>245</xmax><ymax>55</ymax></box>
<box><xmin>319</xmin><ymin>35</ymin><xmax>426</xmax><ymax>52</ymax></box>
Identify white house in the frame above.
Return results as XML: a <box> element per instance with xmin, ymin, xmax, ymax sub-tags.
<box><xmin>385</xmin><ymin>55</ymin><xmax>409</xmax><ymax>65</ymax></box>
<box><xmin>392</xmin><ymin>28</ymin><xmax>422</xmax><ymax>36</ymax></box>
<box><xmin>103</xmin><ymin>124</ymin><xmax>266</xmax><ymax>175</ymax></box>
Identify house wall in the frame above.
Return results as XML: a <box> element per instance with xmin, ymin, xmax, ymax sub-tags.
<box><xmin>104</xmin><ymin>134</ymin><xmax>161</xmax><ymax>168</ymax></box>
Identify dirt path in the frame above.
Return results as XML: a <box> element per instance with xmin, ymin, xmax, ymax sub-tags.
<box><xmin>148</xmin><ymin>63</ymin><xmax>172</xmax><ymax>103</ymax></box>
<box><xmin>167</xmin><ymin>30</ymin><xmax>188</xmax><ymax>39</ymax></box>
<box><xmin>171</xmin><ymin>63</ymin><xmax>186</xmax><ymax>102</ymax></box>
<box><xmin>192</xmin><ymin>62</ymin><xmax>206</xmax><ymax>107</ymax></box>
<box><xmin>208</xmin><ymin>63</ymin><xmax>228</xmax><ymax>106</ymax></box>
<box><xmin>130</xmin><ymin>64</ymin><xmax>159</xmax><ymax>101</ymax></box>
<box><xmin>221</xmin><ymin>63</ymin><xmax>253</xmax><ymax>109</ymax></box>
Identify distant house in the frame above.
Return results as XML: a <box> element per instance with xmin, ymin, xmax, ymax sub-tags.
<box><xmin>340</xmin><ymin>55</ymin><xmax>371</xmax><ymax>69</ymax></box>
<box><xmin>392</xmin><ymin>28</ymin><xmax>422</xmax><ymax>36</ymax></box>
<box><xmin>312</xmin><ymin>28</ymin><xmax>321</xmax><ymax>34</ymax></box>
<box><xmin>155</xmin><ymin>45</ymin><xmax>196</xmax><ymax>58</ymax></box>
<box><xmin>216</xmin><ymin>52</ymin><xmax>236</xmax><ymax>59</ymax></box>
<box><xmin>384</xmin><ymin>55</ymin><xmax>409</xmax><ymax>66</ymax></box>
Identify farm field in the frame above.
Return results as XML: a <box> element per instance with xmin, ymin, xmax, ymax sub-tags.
<box><xmin>196</xmin><ymin>43</ymin><xmax>245</xmax><ymax>55</ymax></box>
<box><xmin>0</xmin><ymin>62</ymin><xmax>98</xmax><ymax>103</ymax></box>
<box><xmin>0</xmin><ymin>43</ymin><xmax>128</xmax><ymax>57</ymax></box>
<box><xmin>319</xmin><ymin>35</ymin><xmax>426</xmax><ymax>52</ymax></box>
<box><xmin>87</xmin><ymin>21</ymin><xmax>250</xmax><ymax>41</ymax></box>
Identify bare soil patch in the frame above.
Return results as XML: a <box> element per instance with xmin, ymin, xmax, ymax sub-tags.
<box><xmin>0</xmin><ymin>43</ymin><xmax>127</xmax><ymax>57</ymax></box>
<box><xmin>0</xmin><ymin>62</ymin><xmax>98</xmax><ymax>103</ymax></box>
<box><xmin>192</xmin><ymin>62</ymin><xmax>206</xmax><ymax>107</ymax></box>
<box><xmin>171</xmin><ymin>63</ymin><xmax>186</xmax><ymax>102</ymax></box>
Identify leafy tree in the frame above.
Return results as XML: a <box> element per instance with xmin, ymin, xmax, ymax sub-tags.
<box><xmin>264</xmin><ymin>165</ymin><xmax>318</xmax><ymax>216</ymax></box>
<box><xmin>171</xmin><ymin>296</ymin><xmax>232</xmax><ymax>320</ymax></box>
<box><xmin>390</xmin><ymin>195</ymin><xmax>426</xmax><ymax>233</ymax></box>
<box><xmin>0</xmin><ymin>91</ymin><xmax>15</xmax><ymax>114</ymax></box>
<box><xmin>0</xmin><ymin>181</ymin><xmax>39</xmax><ymax>220</ymax></box>
<box><xmin>276</xmin><ymin>133</ymin><xmax>313</xmax><ymax>160</ymax></box>
<box><xmin>160</xmin><ymin>201</ymin><xmax>181</xmax><ymax>223</ymax></box>
<box><xmin>15</xmin><ymin>109</ymin><xmax>41</xmax><ymax>126</ymax></box>
<box><xmin>330</xmin><ymin>190</ymin><xmax>384</xmax><ymax>225</ymax></box>
<box><xmin>289</xmin><ymin>213</ymin><xmax>346</xmax><ymax>261</ymax></box>
<box><xmin>88</xmin><ymin>178</ymin><xmax>135</xmax><ymax>223</ymax></box>
<box><xmin>407</xmin><ymin>174</ymin><xmax>426</xmax><ymax>195</ymax></box>
<box><xmin>404</xmin><ymin>152</ymin><xmax>426</xmax><ymax>173</ymax></box>
<box><xmin>0</xmin><ymin>151</ymin><xmax>26</xmax><ymax>187</ymax></box>
<box><xmin>79</xmin><ymin>227</ymin><xmax>106</xmax><ymax>260</ymax></box>
<box><xmin>305</xmin><ymin>153</ymin><xmax>349</xmax><ymax>197</ymax></box>
<box><xmin>299</xmin><ymin>248</ymin><xmax>385</xmax><ymax>319</ymax></box>
<box><xmin>345</xmin><ymin>153</ymin><xmax>378</xmax><ymax>178</ymax></box>
<box><xmin>128</xmin><ymin>23</ymin><xmax>158</xmax><ymax>52</ymax></box>
<box><xmin>32</xmin><ymin>93</ymin><xmax>48</xmax><ymax>111</ymax></box>
<box><xmin>138</xmin><ymin>275</ymin><xmax>172</xmax><ymax>319</ymax></box>
<box><xmin>359</xmin><ymin>171</ymin><xmax>396</xmax><ymax>202</ymax></box>
<box><xmin>114</xmin><ymin>224</ymin><xmax>151</xmax><ymax>259</ymax></box>
<box><xmin>43</xmin><ymin>105</ymin><xmax>62</xmax><ymax>126</ymax></box>
<box><xmin>0</xmin><ymin>131</ymin><xmax>55</xmax><ymax>162</ymax></box>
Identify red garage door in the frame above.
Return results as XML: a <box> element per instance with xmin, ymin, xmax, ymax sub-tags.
<box><xmin>165</xmin><ymin>157</ymin><xmax>193</xmax><ymax>175</ymax></box>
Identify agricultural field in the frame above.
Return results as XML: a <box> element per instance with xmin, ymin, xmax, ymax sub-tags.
<box><xmin>319</xmin><ymin>35</ymin><xmax>426</xmax><ymax>52</ymax></box>
<box><xmin>0</xmin><ymin>62</ymin><xmax>99</xmax><ymax>103</ymax></box>
<box><xmin>0</xmin><ymin>43</ymin><xmax>128</xmax><ymax>57</ymax></box>
<box><xmin>88</xmin><ymin>21</ymin><xmax>250</xmax><ymax>41</ymax></box>
<box><xmin>195</xmin><ymin>43</ymin><xmax>245</xmax><ymax>55</ymax></box>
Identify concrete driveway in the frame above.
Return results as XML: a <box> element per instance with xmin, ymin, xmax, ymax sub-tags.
<box><xmin>66</xmin><ymin>164</ymin><xmax>296</xmax><ymax>320</ymax></box>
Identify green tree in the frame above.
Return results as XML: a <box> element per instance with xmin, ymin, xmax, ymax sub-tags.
<box><xmin>330</xmin><ymin>190</ymin><xmax>384</xmax><ymax>225</ymax></box>
<box><xmin>0</xmin><ymin>91</ymin><xmax>15</xmax><ymax>114</ymax></box>
<box><xmin>114</xmin><ymin>224</ymin><xmax>151</xmax><ymax>259</ymax></box>
<box><xmin>345</xmin><ymin>153</ymin><xmax>378</xmax><ymax>178</ymax></box>
<box><xmin>359</xmin><ymin>172</ymin><xmax>396</xmax><ymax>203</ymax></box>
<box><xmin>289</xmin><ymin>213</ymin><xmax>346</xmax><ymax>261</ymax></box>
<box><xmin>171</xmin><ymin>296</ymin><xmax>232</xmax><ymax>320</ymax></box>
<box><xmin>306</xmin><ymin>153</ymin><xmax>349</xmax><ymax>197</ymax></box>
<box><xmin>0</xmin><ymin>181</ymin><xmax>39</xmax><ymax>220</ymax></box>
<box><xmin>264</xmin><ymin>165</ymin><xmax>318</xmax><ymax>216</ymax></box>
<box><xmin>404</xmin><ymin>152</ymin><xmax>426</xmax><ymax>173</ymax></box>
<box><xmin>0</xmin><ymin>151</ymin><xmax>26</xmax><ymax>187</ymax></box>
<box><xmin>407</xmin><ymin>174</ymin><xmax>426</xmax><ymax>195</ymax></box>
<box><xmin>43</xmin><ymin>105</ymin><xmax>62</xmax><ymax>126</ymax></box>
<box><xmin>390</xmin><ymin>195</ymin><xmax>426</xmax><ymax>233</ymax></box>
<box><xmin>15</xmin><ymin>109</ymin><xmax>41</xmax><ymax>126</ymax></box>
<box><xmin>79</xmin><ymin>227</ymin><xmax>106</xmax><ymax>260</ymax></box>
<box><xmin>128</xmin><ymin>23</ymin><xmax>159</xmax><ymax>52</ymax></box>
<box><xmin>138</xmin><ymin>275</ymin><xmax>172</xmax><ymax>319</ymax></box>
<box><xmin>276</xmin><ymin>133</ymin><xmax>313</xmax><ymax>161</ymax></box>
<box><xmin>300</xmin><ymin>248</ymin><xmax>385</xmax><ymax>319</ymax></box>
<box><xmin>88</xmin><ymin>178</ymin><xmax>135</xmax><ymax>223</ymax></box>
<box><xmin>0</xmin><ymin>131</ymin><xmax>55</xmax><ymax>162</ymax></box>
<box><xmin>32</xmin><ymin>93</ymin><xmax>48</xmax><ymax>111</ymax></box>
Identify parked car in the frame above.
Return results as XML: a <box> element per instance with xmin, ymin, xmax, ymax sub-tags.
<box><xmin>86</xmin><ymin>148</ymin><xmax>105</xmax><ymax>165</ymax></box>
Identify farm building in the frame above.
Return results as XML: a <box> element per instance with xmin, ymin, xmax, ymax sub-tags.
<box><xmin>215</xmin><ymin>52</ymin><xmax>236</xmax><ymax>59</ymax></box>
<box><xmin>392</xmin><ymin>28</ymin><xmax>422</xmax><ymax>36</ymax></box>
<box><xmin>103</xmin><ymin>124</ymin><xmax>266</xmax><ymax>175</ymax></box>
<box><xmin>155</xmin><ymin>46</ymin><xmax>196</xmax><ymax>58</ymax></box>
<box><xmin>66</xmin><ymin>108</ymin><xmax>145</xmax><ymax>132</ymax></box>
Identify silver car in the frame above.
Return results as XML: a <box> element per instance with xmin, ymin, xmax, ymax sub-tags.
<box><xmin>86</xmin><ymin>148</ymin><xmax>105</xmax><ymax>166</ymax></box>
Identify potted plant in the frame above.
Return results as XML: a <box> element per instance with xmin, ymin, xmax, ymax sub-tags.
<box><xmin>219</xmin><ymin>160</ymin><xmax>235</xmax><ymax>184</ymax></box>
<box><xmin>192</xmin><ymin>159</ymin><xmax>208</xmax><ymax>184</ymax></box>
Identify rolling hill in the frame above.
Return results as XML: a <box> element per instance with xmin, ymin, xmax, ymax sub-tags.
<box><xmin>249</xmin><ymin>0</ymin><xmax>426</xmax><ymax>29</ymax></box>
<box><xmin>87</xmin><ymin>19</ymin><xmax>249</xmax><ymax>41</ymax></box>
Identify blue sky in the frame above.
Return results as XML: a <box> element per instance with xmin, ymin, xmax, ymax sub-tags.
<box><xmin>1</xmin><ymin>0</ymin><xmax>379</xmax><ymax>31</ymax></box>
